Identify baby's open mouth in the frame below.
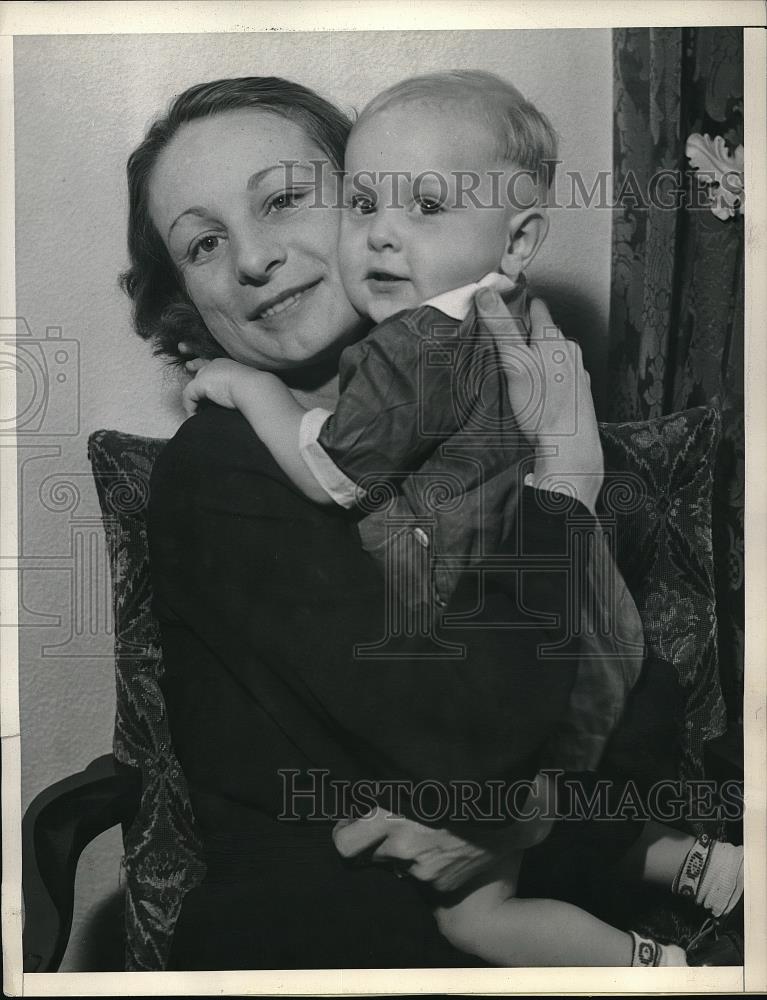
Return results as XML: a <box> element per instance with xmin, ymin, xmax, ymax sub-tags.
<box><xmin>366</xmin><ymin>270</ymin><xmax>408</xmax><ymax>283</ymax></box>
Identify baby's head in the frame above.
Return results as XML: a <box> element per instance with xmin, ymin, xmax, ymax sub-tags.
<box><xmin>340</xmin><ymin>70</ymin><xmax>558</xmax><ymax>323</ymax></box>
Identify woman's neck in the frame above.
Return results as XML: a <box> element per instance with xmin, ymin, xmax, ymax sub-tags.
<box><xmin>280</xmin><ymin>320</ymin><xmax>371</xmax><ymax>410</ymax></box>
<box><xmin>287</xmin><ymin>375</ymin><xmax>340</xmax><ymax>411</ymax></box>
<box><xmin>280</xmin><ymin>357</ymin><xmax>341</xmax><ymax>411</ymax></box>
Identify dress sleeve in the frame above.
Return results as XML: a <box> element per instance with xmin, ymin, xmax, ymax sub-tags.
<box><xmin>316</xmin><ymin>315</ymin><xmax>461</xmax><ymax>487</ymax></box>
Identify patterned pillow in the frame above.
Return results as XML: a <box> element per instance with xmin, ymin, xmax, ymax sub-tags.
<box><xmin>88</xmin><ymin>430</ymin><xmax>205</xmax><ymax>972</ymax></box>
<box><xmin>596</xmin><ymin>406</ymin><xmax>727</xmax><ymax>788</ymax></box>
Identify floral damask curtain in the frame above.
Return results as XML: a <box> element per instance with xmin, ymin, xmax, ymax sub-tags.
<box><xmin>608</xmin><ymin>27</ymin><xmax>744</xmax><ymax>728</ymax></box>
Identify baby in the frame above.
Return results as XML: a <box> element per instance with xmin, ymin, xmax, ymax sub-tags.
<box><xmin>181</xmin><ymin>72</ymin><xmax>741</xmax><ymax>966</ymax></box>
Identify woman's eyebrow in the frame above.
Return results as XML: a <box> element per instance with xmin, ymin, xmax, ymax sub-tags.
<box><xmin>167</xmin><ymin>164</ymin><xmax>304</xmax><ymax>238</ymax></box>
<box><xmin>246</xmin><ymin>163</ymin><xmax>302</xmax><ymax>191</ymax></box>
<box><xmin>167</xmin><ymin>206</ymin><xmax>209</xmax><ymax>241</ymax></box>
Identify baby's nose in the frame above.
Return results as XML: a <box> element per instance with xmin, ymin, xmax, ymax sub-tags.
<box><xmin>367</xmin><ymin>210</ymin><xmax>402</xmax><ymax>252</ymax></box>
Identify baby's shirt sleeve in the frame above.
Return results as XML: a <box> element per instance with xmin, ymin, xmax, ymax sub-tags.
<box><xmin>300</xmin><ymin>312</ymin><xmax>461</xmax><ymax>508</ymax></box>
<box><xmin>299</xmin><ymin>406</ymin><xmax>359</xmax><ymax>508</ymax></box>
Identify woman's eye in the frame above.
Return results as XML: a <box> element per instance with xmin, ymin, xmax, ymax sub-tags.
<box><xmin>189</xmin><ymin>234</ymin><xmax>222</xmax><ymax>261</ymax></box>
<box><xmin>267</xmin><ymin>189</ymin><xmax>308</xmax><ymax>213</ymax></box>
<box><xmin>350</xmin><ymin>195</ymin><xmax>376</xmax><ymax>215</ymax></box>
<box><xmin>416</xmin><ymin>196</ymin><xmax>444</xmax><ymax>215</ymax></box>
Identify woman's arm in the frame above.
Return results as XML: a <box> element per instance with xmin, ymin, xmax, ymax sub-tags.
<box><xmin>182</xmin><ymin>358</ymin><xmax>333</xmax><ymax>504</ymax></box>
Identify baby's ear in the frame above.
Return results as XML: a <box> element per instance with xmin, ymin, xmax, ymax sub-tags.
<box><xmin>501</xmin><ymin>206</ymin><xmax>550</xmax><ymax>280</ymax></box>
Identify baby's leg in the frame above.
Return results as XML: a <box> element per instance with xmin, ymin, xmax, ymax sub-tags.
<box><xmin>435</xmin><ymin>869</ymin><xmax>633</xmax><ymax>966</ymax></box>
<box><xmin>616</xmin><ymin>820</ymin><xmax>696</xmax><ymax>886</ymax></box>
<box><xmin>433</xmin><ymin>852</ymin><xmax>688</xmax><ymax>967</ymax></box>
<box><xmin>616</xmin><ymin>821</ymin><xmax>743</xmax><ymax>917</ymax></box>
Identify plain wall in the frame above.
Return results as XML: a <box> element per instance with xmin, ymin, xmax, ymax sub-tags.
<box><xmin>13</xmin><ymin>29</ymin><xmax>613</xmax><ymax>969</ymax></box>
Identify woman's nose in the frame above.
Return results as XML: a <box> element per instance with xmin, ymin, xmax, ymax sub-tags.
<box><xmin>367</xmin><ymin>210</ymin><xmax>402</xmax><ymax>253</ymax></box>
<box><xmin>232</xmin><ymin>231</ymin><xmax>287</xmax><ymax>285</ymax></box>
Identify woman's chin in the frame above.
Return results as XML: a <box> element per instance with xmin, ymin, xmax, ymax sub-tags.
<box><xmin>278</xmin><ymin>337</ymin><xmax>360</xmax><ymax>387</ymax></box>
<box><xmin>252</xmin><ymin>293</ymin><xmax>368</xmax><ymax>370</ymax></box>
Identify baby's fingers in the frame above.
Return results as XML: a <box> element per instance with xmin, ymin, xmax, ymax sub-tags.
<box><xmin>185</xmin><ymin>357</ymin><xmax>209</xmax><ymax>374</ymax></box>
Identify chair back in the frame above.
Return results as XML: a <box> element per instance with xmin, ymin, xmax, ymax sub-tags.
<box><xmin>88</xmin><ymin>429</ymin><xmax>205</xmax><ymax>972</ymax></box>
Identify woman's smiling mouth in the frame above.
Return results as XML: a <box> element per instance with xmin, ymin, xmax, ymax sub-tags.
<box><xmin>250</xmin><ymin>279</ymin><xmax>321</xmax><ymax>321</ymax></box>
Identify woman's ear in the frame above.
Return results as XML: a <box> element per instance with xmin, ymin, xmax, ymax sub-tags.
<box><xmin>500</xmin><ymin>207</ymin><xmax>550</xmax><ymax>281</ymax></box>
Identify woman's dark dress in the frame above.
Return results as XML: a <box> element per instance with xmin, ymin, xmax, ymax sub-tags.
<box><xmin>148</xmin><ymin>404</ymin><xmax>600</xmax><ymax>969</ymax></box>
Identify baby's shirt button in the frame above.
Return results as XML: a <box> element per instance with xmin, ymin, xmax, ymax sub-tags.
<box><xmin>413</xmin><ymin>527</ymin><xmax>429</xmax><ymax>548</ymax></box>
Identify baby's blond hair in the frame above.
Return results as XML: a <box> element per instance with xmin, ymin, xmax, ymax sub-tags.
<box><xmin>355</xmin><ymin>69</ymin><xmax>558</xmax><ymax>191</ymax></box>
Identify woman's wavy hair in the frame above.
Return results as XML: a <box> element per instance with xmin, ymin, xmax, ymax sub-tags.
<box><xmin>120</xmin><ymin>77</ymin><xmax>352</xmax><ymax>362</ymax></box>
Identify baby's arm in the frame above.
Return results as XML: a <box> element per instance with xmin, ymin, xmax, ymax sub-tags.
<box><xmin>182</xmin><ymin>358</ymin><xmax>333</xmax><ymax>504</ymax></box>
<box><xmin>306</xmin><ymin>317</ymin><xmax>460</xmax><ymax>497</ymax></box>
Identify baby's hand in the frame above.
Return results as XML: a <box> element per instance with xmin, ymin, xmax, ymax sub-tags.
<box><xmin>182</xmin><ymin>358</ymin><xmax>265</xmax><ymax>417</ymax></box>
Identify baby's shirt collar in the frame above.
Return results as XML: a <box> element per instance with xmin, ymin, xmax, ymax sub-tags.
<box><xmin>421</xmin><ymin>272</ymin><xmax>517</xmax><ymax>321</ymax></box>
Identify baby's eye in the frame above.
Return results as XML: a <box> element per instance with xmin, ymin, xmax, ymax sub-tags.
<box><xmin>350</xmin><ymin>194</ymin><xmax>376</xmax><ymax>215</ymax></box>
<box><xmin>415</xmin><ymin>196</ymin><xmax>444</xmax><ymax>215</ymax></box>
<box><xmin>189</xmin><ymin>234</ymin><xmax>223</xmax><ymax>262</ymax></box>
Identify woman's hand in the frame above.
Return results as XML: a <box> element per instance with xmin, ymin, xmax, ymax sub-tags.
<box><xmin>333</xmin><ymin>809</ymin><xmax>497</xmax><ymax>893</ymax></box>
<box><xmin>475</xmin><ymin>291</ymin><xmax>604</xmax><ymax>514</ymax></box>
<box><xmin>332</xmin><ymin>797</ymin><xmax>553</xmax><ymax>893</ymax></box>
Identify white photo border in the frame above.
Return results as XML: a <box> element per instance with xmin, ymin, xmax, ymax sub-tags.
<box><xmin>1</xmin><ymin>2</ymin><xmax>765</xmax><ymax>996</ymax></box>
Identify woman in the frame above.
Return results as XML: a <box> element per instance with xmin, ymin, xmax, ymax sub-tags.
<box><xmin>124</xmin><ymin>77</ymin><xmax>739</xmax><ymax>969</ymax></box>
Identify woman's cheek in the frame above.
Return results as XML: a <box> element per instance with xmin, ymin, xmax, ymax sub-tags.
<box><xmin>182</xmin><ymin>266</ymin><xmax>212</xmax><ymax>308</ymax></box>
<box><xmin>185</xmin><ymin>262</ymin><xmax>231</xmax><ymax>321</ymax></box>
<box><xmin>337</xmin><ymin>226</ymin><xmax>362</xmax><ymax>283</ymax></box>
<box><xmin>185</xmin><ymin>283</ymin><xmax>231</xmax><ymax>346</ymax></box>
